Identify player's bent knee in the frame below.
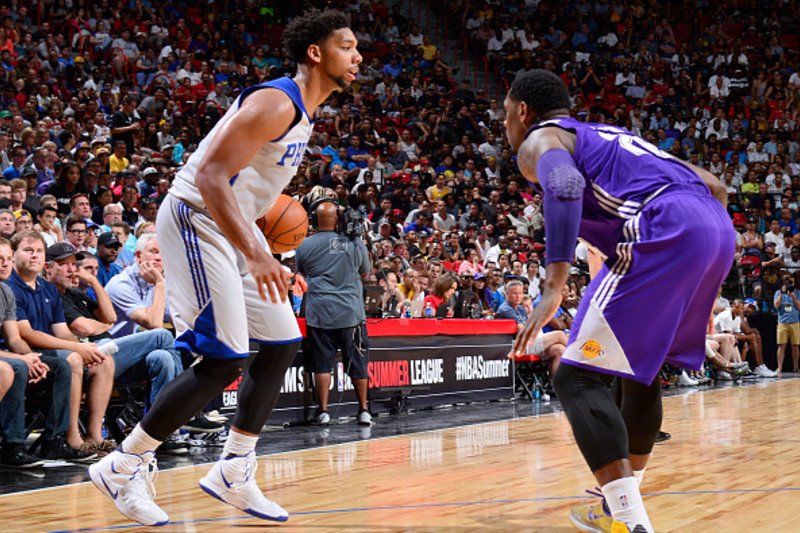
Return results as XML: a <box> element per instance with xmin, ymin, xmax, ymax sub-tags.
<box><xmin>195</xmin><ymin>355</ymin><xmax>247</xmax><ymax>386</ymax></box>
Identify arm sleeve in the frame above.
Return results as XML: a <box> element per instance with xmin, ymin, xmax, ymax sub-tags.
<box><xmin>536</xmin><ymin>148</ymin><xmax>586</xmax><ymax>265</ymax></box>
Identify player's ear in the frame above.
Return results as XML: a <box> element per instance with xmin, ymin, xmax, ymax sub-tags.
<box><xmin>307</xmin><ymin>43</ymin><xmax>322</xmax><ymax>65</ymax></box>
<box><xmin>518</xmin><ymin>100</ymin><xmax>533</xmax><ymax>124</ymax></box>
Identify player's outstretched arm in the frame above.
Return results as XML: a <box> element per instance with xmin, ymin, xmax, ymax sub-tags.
<box><xmin>194</xmin><ymin>89</ymin><xmax>296</xmax><ymax>304</ymax></box>
<box><xmin>510</xmin><ymin>130</ymin><xmax>583</xmax><ymax>357</ymax></box>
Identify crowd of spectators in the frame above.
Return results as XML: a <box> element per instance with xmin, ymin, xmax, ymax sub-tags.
<box><xmin>2</xmin><ymin>0</ymin><xmax>800</xmax><ymax>466</ymax></box>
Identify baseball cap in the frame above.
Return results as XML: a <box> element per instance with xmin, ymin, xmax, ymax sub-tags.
<box><xmin>474</xmin><ymin>272</ymin><xmax>486</xmax><ymax>280</ymax></box>
<box><xmin>392</xmin><ymin>209</ymin><xmax>404</xmax><ymax>217</ymax></box>
<box><xmin>420</xmin><ymin>159</ymin><xmax>429</xmax><ymax>165</ymax></box>
<box><xmin>97</xmin><ymin>231</ymin><xmax>122</xmax><ymax>248</ymax></box>
<box><xmin>46</xmin><ymin>242</ymin><xmax>76</xmax><ymax>261</ymax></box>
<box><xmin>0</xmin><ymin>110</ymin><xmax>11</xmax><ymax>118</ymax></box>
<box><xmin>378</xmin><ymin>217</ymin><xmax>392</xmax><ymax>227</ymax></box>
<box><xmin>744</xmin><ymin>298</ymin><xmax>757</xmax><ymax>307</ymax></box>
<box><xmin>75</xmin><ymin>141</ymin><xmax>90</xmax><ymax>150</ymax></box>
<box><xmin>74</xmin><ymin>56</ymin><xmax>85</xmax><ymax>63</ymax></box>
<box><xmin>503</xmin><ymin>272</ymin><xmax>517</xmax><ymax>280</ymax></box>
<box><xmin>96</xmin><ymin>147</ymin><xmax>110</xmax><ymax>155</ymax></box>
<box><xmin>765</xmin><ymin>241</ymin><xmax>776</xmax><ymax>248</ymax></box>
<box><xmin>20</xmin><ymin>166</ymin><xmax>38</xmax><ymax>178</ymax></box>
<box><xmin>141</xmin><ymin>167</ymin><xmax>159</xmax><ymax>177</ymax></box>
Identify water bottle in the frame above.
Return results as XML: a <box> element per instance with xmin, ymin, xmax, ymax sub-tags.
<box><xmin>424</xmin><ymin>302</ymin><xmax>434</xmax><ymax>318</ymax></box>
<box><xmin>403</xmin><ymin>301</ymin><xmax>411</xmax><ymax>318</ymax></box>
<box><xmin>533</xmin><ymin>384</ymin><xmax>541</xmax><ymax>402</ymax></box>
<box><xmin>98</xmin><ymin>340</ymin><xmax>119</xmax><ymax>356</ymax></box>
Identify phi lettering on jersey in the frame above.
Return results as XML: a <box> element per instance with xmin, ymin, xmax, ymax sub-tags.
<box><xmin>277</xmin><ymin>142</ymin><xmax>307</xmax><ymax>167</ymax></box>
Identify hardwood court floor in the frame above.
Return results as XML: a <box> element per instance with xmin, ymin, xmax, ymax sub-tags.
<box><xmin>2</xmin><ymin>379</ymin><xmax>799</xmax><ymax>532</ymax></box>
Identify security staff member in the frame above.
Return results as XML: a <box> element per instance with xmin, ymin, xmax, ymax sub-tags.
<box><xmin>296</xmin><ymin>200</ymin><xmax>372</xmax><ymax>426</ymax></box>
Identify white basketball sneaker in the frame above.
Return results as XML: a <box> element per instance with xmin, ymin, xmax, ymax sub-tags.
<box><xmin>199</xmin><ymin>451</ymin><xmax>288</xmax><ymax>522</ymax></box>
<box><xmin>88</xmin><ymin>450</ymin><xmax>169</xmax><ymax>526</ymax></box>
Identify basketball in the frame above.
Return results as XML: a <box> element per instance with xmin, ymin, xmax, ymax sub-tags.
<box><xmin>256</xmin><ymin>194</ymin><xmax>308</xmax><ymax>254</ymax></box>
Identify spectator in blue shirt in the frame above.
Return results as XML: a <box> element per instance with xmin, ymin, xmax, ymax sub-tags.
<box><xmin>105</xmin><ymin>233</ymin><xmax>170</xmax><ymax>338</ymax></box>
<box><xmin>346</xmin><ymin>136</ymin><xmax>370</xmax><ymax>169</ymax></box>
<box><xmin>495</xmin><ymin>280</ymin><xmax>528</xmax><ymax>329</ymax></box>
<box><xmin>7</xmin><ymin>234</ymin><xmax>112</xmax><ymax>460</ymax></box>
<box><xmin>95</xmin><ymin>232</ymin><xmax>123</xmax><ymax>286</ymax></box>
<box><xmin>382</xmin><ymin>55</ymin><xmax>402</xmax><ymax>77</ymax></box>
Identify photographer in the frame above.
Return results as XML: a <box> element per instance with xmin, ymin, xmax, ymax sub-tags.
<box><xmin>296</xmin><ymin>200</ymin><xmax>372</xmax><ymax>426</ymax></box>
<box><xmin>774</xmin><ymin>275</ymin><xmax>800</xmax><ymax>375</ymax></box>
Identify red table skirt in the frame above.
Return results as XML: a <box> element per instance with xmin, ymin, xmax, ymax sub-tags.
<box><xmin>296</xmin><ymin>318</ymin><xmax>518</xmax><ymax>337</ymax></box>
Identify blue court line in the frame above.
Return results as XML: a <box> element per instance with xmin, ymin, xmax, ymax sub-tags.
<box><xmin>48</xmin><ymin>486</ymin><xmax>800</xmax><ymax>533</ymax></box>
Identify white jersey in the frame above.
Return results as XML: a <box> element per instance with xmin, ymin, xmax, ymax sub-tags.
<box><xmin>170</xmin><ymin>77</ymin><xmax>313</xmax><ymax>223</ymax></box>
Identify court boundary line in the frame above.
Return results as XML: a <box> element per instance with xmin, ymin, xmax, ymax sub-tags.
<box><xmin>1</xmin><ymin>377</ymin><xmax>794</xmax><ymax>500</ymax></box>
<box><xmin>44</xmin><ymin>486</ymin><xmax>800</xmax><ymax>533</ymax></box>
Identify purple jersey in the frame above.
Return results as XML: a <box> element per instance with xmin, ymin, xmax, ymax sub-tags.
<box><xmin>526</xmin><ymin>117</ymin><xmax>711</xmax><ymax>260</ymax></box>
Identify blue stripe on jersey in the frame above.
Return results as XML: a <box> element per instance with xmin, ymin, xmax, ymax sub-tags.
<box><xmin>250</xmin><ymin>336</ymin><xmax>304</xmax><ymax>345</ymax></box>
<box><xmin>180</xmin><ymin>204</ymin><xmax>211</xmax><ymax>303</ymax></box>
<box><xmin>229</xmin><ymin>172</ymin><xmax>239</xmax><ymax>185</ymax></box>
<box><xmin>176</xmin><ymin>303</ymin><xmax>249</xmax><ymax>359</ymax></box>
<box><xmin>175</xmin><ymin>200</ymin><xmax>204</xmax><ymax>307</ymax></box>
<box><xmin>238</xmin><ymin>76</ymin><xmax>310</xmax><ymax>121</ymax></box>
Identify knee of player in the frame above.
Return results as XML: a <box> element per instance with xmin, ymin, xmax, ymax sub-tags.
<box><xmin>198</xmin><ymin>355</ymin><xmax>247</xmax><ymax>383</ymax></box>
<box><xmin>551</xmin><ymin>363</ymin><xmax>574</xmax><ymax>398</ymax></box>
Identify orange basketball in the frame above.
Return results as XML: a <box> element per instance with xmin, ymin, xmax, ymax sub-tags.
<box><xmin>256</xmin><ymin>194</ymin><xmax>308</xmax><ymax>254</ymax></box>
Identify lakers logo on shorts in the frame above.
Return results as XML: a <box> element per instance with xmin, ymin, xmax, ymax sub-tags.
<box><xmin>581</xmin><ymin>340</ymin><xmax>605</xmax><ymax>360</ymax></box>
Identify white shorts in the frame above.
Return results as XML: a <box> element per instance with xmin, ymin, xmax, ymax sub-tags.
<box><xmin>157</xmin><ymin>194</ymin><xmax>301</xmax><ymax>358</ymax></box>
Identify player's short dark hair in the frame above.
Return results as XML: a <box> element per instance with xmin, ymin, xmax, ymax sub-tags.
<box><xmin>509</xmin><ymin>69</ymin><xmax>570</xmax><ymax>116</ymax></box>
<box><xmin>282</xmin><ymin>8</ymin><xmax>351</xmax><ymax>64</ymax></box>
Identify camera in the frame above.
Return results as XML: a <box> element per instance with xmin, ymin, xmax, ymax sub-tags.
<box><xmin>344</xmin><ymin>208</ymin><xmax>365</xmax><ymax>240</ymax></box>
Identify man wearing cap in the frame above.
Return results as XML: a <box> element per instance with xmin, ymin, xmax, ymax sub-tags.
<box><xmin>73</xmin><ymin>141</ymin><xmax>91</xmax><ymax>169</ymax></box>
<box><xmin>7</xmin><ymin>232</ymin><xmax>112</xmax><ymax>460</ymax></box>
<box><xmin>138</xmin><ymin>167</ymin><xmax>160</xmax><ymax>198</ymax></box>
<box><xmin>95</xmin><ymin>232</ymin><xmax>123</xmax><ymax>286</ymax></box>
<box><xmin>47</xmin><ymin>243</ymin><xmax>193</xmax><ymax>447</ymax></box>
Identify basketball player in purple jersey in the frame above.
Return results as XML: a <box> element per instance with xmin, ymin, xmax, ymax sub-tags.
<box><xmin>506</xmin><ymin>70</ymin><xmax>734</xmax><ymax>533</ymax></box>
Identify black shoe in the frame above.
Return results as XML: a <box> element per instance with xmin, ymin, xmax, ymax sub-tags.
<box><xmin>180</xmin><ymin>413</ymin><xmax>225</xmax><ymax>433</ymax></box>
<box><xmin>156</xmin><ymin>435</ymin><xmax>189</xmax><ymax>455</ymax></box>
<box><xmin>40</xmin><ymin>436</ymin><xmax>97</xmax><ymax>463</ymax></box>
<box><xmin>655</xmin><ymin>430</ymin><xmax>671</xmax><ymax>443</ymax></box>
<box><xmin>0</xmin><ymin>443</ymin><xmax>44</xmax><ymax>469</ymax></box>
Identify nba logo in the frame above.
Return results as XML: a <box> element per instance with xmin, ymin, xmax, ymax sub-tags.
<box><xmin>619</xmin><ymin>495</ymin><xmax>628</xmax><ymax>509</ymax></box>
<box><xmin>337</xmin><ymin>362</ymin><xmax>344</xmax><ymax>392</ymax></box>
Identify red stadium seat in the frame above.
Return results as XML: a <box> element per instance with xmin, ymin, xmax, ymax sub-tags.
<box><xmin>442</xmin><ymin>261</ymin><xmax>454</xmax><ymax>272</ymax></box>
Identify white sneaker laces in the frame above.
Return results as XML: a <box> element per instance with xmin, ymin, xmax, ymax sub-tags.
<box><xmin>129</xmin><ymin>457</ymin><xmax>159</xmax><ymax>501</ymax></box>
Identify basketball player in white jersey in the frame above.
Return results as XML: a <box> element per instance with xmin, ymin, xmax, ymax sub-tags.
<box><xmin>89</xmin><ymin>10</ymin><xmax>361</xmax><ymax>526</ymax></box>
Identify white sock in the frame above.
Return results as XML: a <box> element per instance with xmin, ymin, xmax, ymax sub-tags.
<box><xmin>602</xmin><ymin>477</ymin><xmax>654</xmax><ymax>532</ymax></box>
<box><xmin>121</xmin><ymin>424</ymin><xmax>162</xmax><ymax>456</ymax></box>
<box><xmin>633</xmin><ymin>468</ymin><xmax>646</xmax><ymax>488</ymax></box>
<box><xmin>222</xmin><ymin>430</ymin><xmax>258</xmax><ymax>458</ymax></box>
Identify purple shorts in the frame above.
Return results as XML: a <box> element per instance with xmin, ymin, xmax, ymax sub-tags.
<box><xmin>563</xmin><ymin>190</ymin><xmax>736</xmax><ymax>384</ymax></box>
